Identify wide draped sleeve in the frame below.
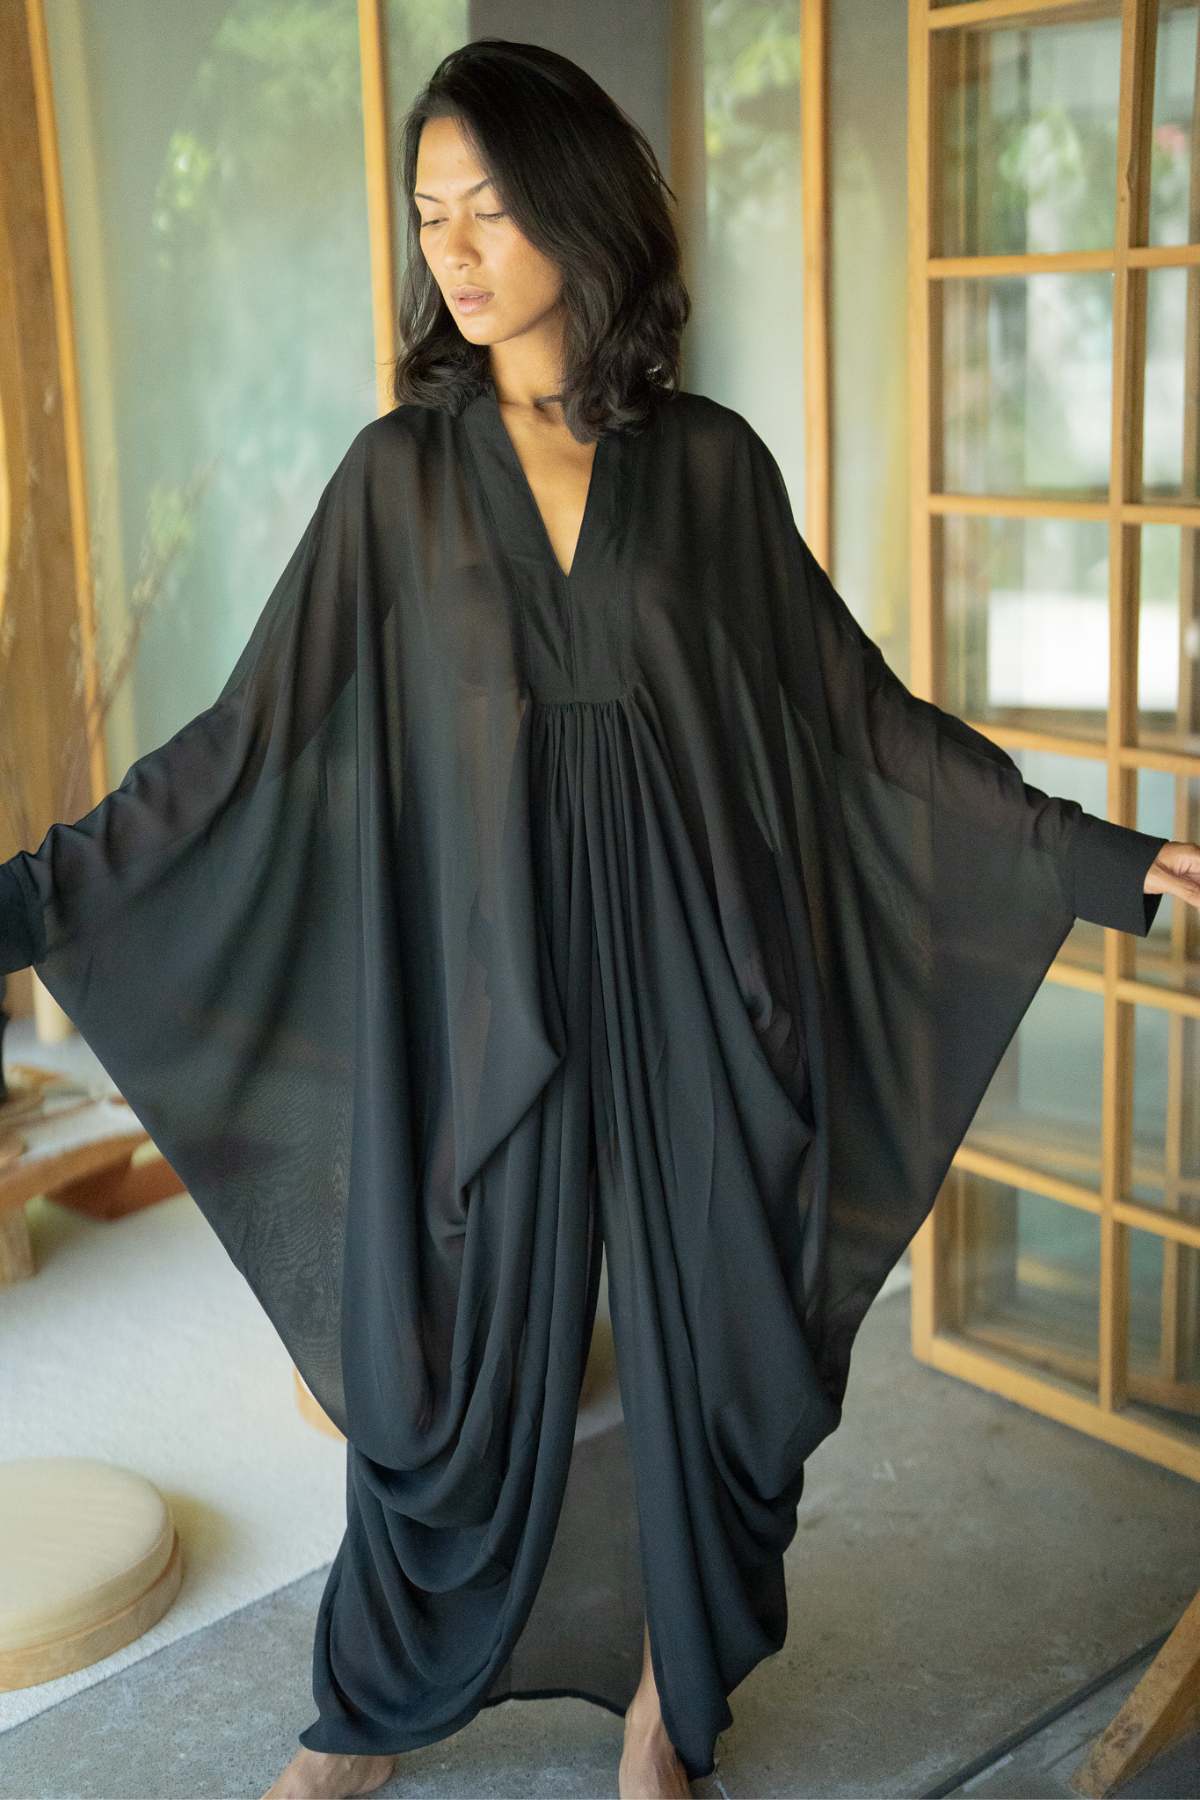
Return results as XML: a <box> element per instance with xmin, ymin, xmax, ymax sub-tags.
<box><xmin>736</xmin><ymin>419</ymin><xmax>1168</xmax><ymax>1408</ymax></box>
<box><xmin>0</xmin><ymin>421</ymin><xmax>379</xmax><ymax>1430</ymax></box>
<box><xmin>0</xmin><ymin>427</ymin><xmax>368</xmax><ymax>978</ymax></box>
<box><xmin>793</xmin><ymin>526</ymin><xmax>1167</xmax><ymax>940</ymax></box>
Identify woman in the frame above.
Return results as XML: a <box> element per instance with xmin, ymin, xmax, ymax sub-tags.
<box><xmin>3</xmin><ymin>38</ymin><xmax>1196</xmax><ymax>1800</ymax></box>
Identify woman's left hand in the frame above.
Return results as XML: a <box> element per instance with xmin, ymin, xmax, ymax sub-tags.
<box><xmin>1144</xmin><ymin>841</ymin><xmax>1200</xmax><ymax>910</ymax></box>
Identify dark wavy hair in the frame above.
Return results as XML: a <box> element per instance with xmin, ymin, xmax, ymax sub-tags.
<box><xmin>390</xmin><ymin>38</ymin><xmax>690</xmax><ymax>439</ymax></box>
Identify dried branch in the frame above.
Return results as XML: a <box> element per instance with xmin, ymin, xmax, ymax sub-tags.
<box><xmin>0</xmin><ymin>455</ymin><xmax>218</xmax><ymax>851</ymax></box>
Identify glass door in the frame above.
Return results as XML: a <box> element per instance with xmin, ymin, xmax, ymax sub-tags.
<box><xmin>911</xmin><ymin>0</ymin><xmax>1200</xmax><ymax>1479</ymax></box>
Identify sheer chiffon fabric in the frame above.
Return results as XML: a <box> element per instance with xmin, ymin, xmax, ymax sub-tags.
<box><xmin>0</xmin><ymin>382</ymin><xmax>1165</xmax><ymax>1779</ymax></box>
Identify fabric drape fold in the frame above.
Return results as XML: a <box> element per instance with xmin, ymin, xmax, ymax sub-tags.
<box><xmin>0</xmin><ymin>384</ymin><xmax>1166</xmax><ymax>1780</ymax></box>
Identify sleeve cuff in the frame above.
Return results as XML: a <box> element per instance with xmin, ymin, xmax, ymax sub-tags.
<box><xmin>1069</xmin><ymin>813</ymin><xmax>1167</xmax><ymax>937</ymax></box>
<box><xmin>0</xmin><ymin>857</ymin><xmax>45</xmax><ymax>974</ymax></box>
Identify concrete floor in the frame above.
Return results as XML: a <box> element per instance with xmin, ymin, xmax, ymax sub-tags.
<box><xmin>2</xmin><ymin>1290</ymin><xmax>1197</xmax><ymax>1800</ymax></box>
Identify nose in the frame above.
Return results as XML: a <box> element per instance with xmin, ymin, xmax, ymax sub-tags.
<box><xmin>441</xmin><ymin>215</ymin><xmax>479</xmax><ymax>272</ymax></box>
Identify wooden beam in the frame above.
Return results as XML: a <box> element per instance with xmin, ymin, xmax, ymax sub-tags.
<box><xmin>0</xmin><ymin>0</ymin><xmax>96</xmax><ymax>1021</ymax></box>
<box><xmin>801</xmin><ymin>0</ymin><xmax>831</xmax><ymax>571</ymax></box>
<box><xmin>357</xmin><ymin>0</ymin><xmax>396</xmax><ymax>418</ymax></box>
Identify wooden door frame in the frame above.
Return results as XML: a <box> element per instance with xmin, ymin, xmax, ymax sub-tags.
<box><xmin>0</xmin><ymin>0</ymin><xmax>101</xmax><ymax>1020</ymax></box>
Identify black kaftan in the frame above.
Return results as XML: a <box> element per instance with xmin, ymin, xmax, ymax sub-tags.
<box><xmin>0</xmin><ymin>380</ymin><xmax>1166</xmax><ymax>1781</ymax></box>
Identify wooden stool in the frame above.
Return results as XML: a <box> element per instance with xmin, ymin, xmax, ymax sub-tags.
<box><xmin>0</xmin><ymin>1063</ymin><xmax>186</xmax><ymax>1283</ymax></box>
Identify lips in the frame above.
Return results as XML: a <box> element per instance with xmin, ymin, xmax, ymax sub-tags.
<box><xmin>453</xmin><ymin>289</ymin><xmax>492</xmax><ymax>301</ymax></box>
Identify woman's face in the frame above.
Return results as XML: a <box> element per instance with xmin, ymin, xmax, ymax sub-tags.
<box><xmin>414</xmin><ymin>115</ymin><xmax>564</xmax><ymax>349</ymax></box>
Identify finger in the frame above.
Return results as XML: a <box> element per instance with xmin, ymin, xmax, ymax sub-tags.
<box><xmin>1164</xmin><ymin>874</ymin><xmax>1200</xmax><ymax>908</ymax></box>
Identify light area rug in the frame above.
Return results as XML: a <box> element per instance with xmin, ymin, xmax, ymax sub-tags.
<box><xmin>0</xmin><ymin>1026</ymin><xmax>347</xmax><ymax>1738</ymax></box>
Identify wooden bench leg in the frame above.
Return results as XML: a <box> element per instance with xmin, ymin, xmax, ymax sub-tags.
<box><xmin>0</xmin><ymin>1203</ymin><xmax>33</xmax><ymax>1283</ymax></box>
<box><xmin>52</xmin><ymin>1153</ymin><xmax>187</xmax><ymax>1220</ymax></box>
<box><xmin>1070</xmin><ymin>1588</ymin><xmax>1200</xmax><ymax>1796</ymax></box>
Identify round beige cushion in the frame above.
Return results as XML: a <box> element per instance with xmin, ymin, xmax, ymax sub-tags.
<box><xmin>0</xmin><ymin>1457</ymin><xmax>182</xmax><ymax>1691</ymax></box>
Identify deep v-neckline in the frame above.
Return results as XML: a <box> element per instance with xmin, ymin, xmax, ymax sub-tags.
<box><xmin>476</xmin><ymin>388</ymin><xmax>608</xmax><ymax>584</ymax></box>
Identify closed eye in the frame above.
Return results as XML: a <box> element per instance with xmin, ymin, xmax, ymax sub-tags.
<box><xmin>419</xmin><ymin>212</ymin><xmax>507</xmax><ymax>227</ymax></box>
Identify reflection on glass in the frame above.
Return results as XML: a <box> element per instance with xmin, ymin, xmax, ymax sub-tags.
<box><xmin>1141</xmin><ymin>267</ymin><xmax>1200</xmax><ymax>503</ymax></box>
<box><xmin>1148</xmin><ymin>3</ymin><xmax>1199</xmax><ymax>249</ymax></box>
<box><xmin>828</xmin><ymin>0</ymin><xmax>907</xmax><ymax>653</ymax></box>
<box><xmin>1011</xmin><ymin>744</ymin><xmax>1112</xmax><ymax>818</ymax></box>
<box><xmin>941</xmin><ymin>274</ymin><xmax>1113</xmax><ymax>496</ymax></box>
<box><xmin>952</xmin><ymin>1176</ymin><xmax>1100</xmax><ymax>1395</ymax></box>
<box><xmin>1137</xmin><ymin>527</ymin><xmax>1200</xmax><ymax>755</ymax></box>
<box><xmin>676</xmin><ymin>0</ymin><xmax>805</xmax><ymax>502</ymax></box>
<box><xmin>44</xmin><ymin>0</ymin><xmax>375</xmax><ymax>768</ymax></box>
<box><xmin>934</xmin><ymin>6</ymin><xmax>1122</xmax><ymax>258</ymax></box>
<box><xmin>942</xmin><ymin>513</ymin><xmax>1109</xmax><ymax>740</ymax></box>
<box><xmin>966</xmin><ymin>983</ymin><xmax>1103</xmax><ymax>1194</ymax></box>
<box><xmin>1125</xmin><ymin>1226</ymin><xmax>1200</xmax><ymax>1442</ymax></box>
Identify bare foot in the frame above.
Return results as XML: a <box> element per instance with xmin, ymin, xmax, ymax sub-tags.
<box><xmin>619</xmin><ymin>1697</ymin><xmax>691</xmax><ymax>1799</ymax></box>
<box><xmin>259</xmin><ymin>1745</ymin><xmax>398</xmax><ymax>1798</ymax></box>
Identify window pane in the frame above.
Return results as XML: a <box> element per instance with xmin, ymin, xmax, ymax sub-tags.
<box><xmin>672</xmin><ymin>0</ymin><xmax>806</xmax><ymax>508</ymax></box>
<box><xmin>940</xmin><ymin>274</ymin><xmax>1113</xmax><ymax>496</ymax></box>
<box><xmin>942</xmin><ymin>513</ymin><xmax>1110</xmax><ymax>744</ymax></box>
<box><xmin>1125</xmin><ymin>1225</ymin><xmax>1200</xmax><ymax>1443</ymax></box>
<box><xmin>1140</xmin><ymin>267</ymin><xmax>1200</xmax><ymax>504</ymax></box>
<box><xmin>966</xmin><ymin>983</ymin><xmax>1104</xmax><ymax>1198</ymax></box>
<box><xmin>44</xmin><ymin>0</ymin><xmax>375</xmax><ymax>771</ymax></box>
<box><xmin>1131</xmin><ymin>1001</ymin><xmax>1200</xmax><ymax>1227</ymax></box>
<box><xmin>951</xmin><ymin>1176</ymin><xmax>1100</xmax><ymax>1399</ymax></box>
<box><xmin>933</xmin><ymin>5</ymin><xmax>1122</xmax><ymax>258</ymax></box>
<box><xmin>1136</xmin><ymin>525</ymin><xmax>1200</xmax><ymax>757</ymax></box>
<box><xmin>1148</xmin><ymin>2</ymin><xmax>1200</xmax><ymax>249</ymax></box>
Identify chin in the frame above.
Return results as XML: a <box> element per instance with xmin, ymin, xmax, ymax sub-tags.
<box><xmin>448</xmin><ymin>305</ymin><xmax>498</xmax><ymax>331</ymax></box>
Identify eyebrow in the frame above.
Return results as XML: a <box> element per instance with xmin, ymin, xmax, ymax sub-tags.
<box><xmin>413</xmin><ymin>177</ymin><xmax>494</xmax><ymax>203</ymax></box>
